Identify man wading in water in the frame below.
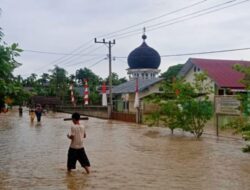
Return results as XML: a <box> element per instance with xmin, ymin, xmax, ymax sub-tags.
<box><xmin>67</xmin><ymin>112</ymin><xmax>90</xmax><ymax>174</ymax></box>
<box><xmin>35</xmin><ymin>104</ymin><xmax>43</xmax><ymax>122</ymax></box>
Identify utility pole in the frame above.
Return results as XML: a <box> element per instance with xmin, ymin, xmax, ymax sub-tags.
<box><xmin>94</xmin><ymin>38</ymin><xmax>116</xmax><ymax>115</ymax></box>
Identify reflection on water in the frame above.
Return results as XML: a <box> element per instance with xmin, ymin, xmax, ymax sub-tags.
<box><xmin>0</xmin><ymin>108</ymin><xmax>250</xmax><ymax>190</ymax></box>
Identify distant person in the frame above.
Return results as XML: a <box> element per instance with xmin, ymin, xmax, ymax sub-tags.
<box><xmin>3</xmin><ymin>104</ymin><xmax>8</xmax><ymax>113</ymax></box>
<box><xmin>18</xmin><ymin>106</ymin><xmax>23</xmax><ymax>116</ymax></box>
<box><xmin>29</xmin><ymin>108</ymin><xmax>35</xmax><ymax>122</ymax></box>
<box><xmin>67</xmin><ymin>112</ymin><xmax>90</xmax><ymax>174</ymax></box>
<box><xmin>35</xmin><ymin>104</ymin><xmax>43</xmax><ymax>122</ymax></box>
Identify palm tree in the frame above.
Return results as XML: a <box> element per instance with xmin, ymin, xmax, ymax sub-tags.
<box><xmin>49</xmin><ymin>65</ymin><xmax>68</xmax><ymax>102</ymax></box>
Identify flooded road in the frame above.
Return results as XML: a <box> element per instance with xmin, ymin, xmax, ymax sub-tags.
<box><xmin>0</xmin><ymin>108</ymin><xmax>250</xmax><ymax>190</ymax></box>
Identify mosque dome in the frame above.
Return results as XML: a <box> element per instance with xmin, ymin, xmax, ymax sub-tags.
<box><xmin>127</xmin><ymin>34</ymin><xmax>161</xmax><ymax>69</ymax></box>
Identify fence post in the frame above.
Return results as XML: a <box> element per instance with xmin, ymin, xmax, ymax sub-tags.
<box><xmin>136</xmin><ymin>108</ymin><xmax>141</xmax><ymax>123</ymax></box>
<box><xmin>108</xmin><ymin>105</ymin><xmax>112</xmax><ymax>119</ymax></box>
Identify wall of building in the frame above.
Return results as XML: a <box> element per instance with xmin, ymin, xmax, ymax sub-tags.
<box><xmin>56</xmin><ymin>105</ymin><xmax>109</xmax><ymax>119</ymax></box>
<box><xmin>184</xmin><ymin>65</ymin><xmax>215</xmax><ymax>101</ymax></box>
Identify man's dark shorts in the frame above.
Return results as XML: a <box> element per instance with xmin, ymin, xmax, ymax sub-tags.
<box><xmin>67</xmin><ymin>147</ymin><xmax>90</xmax><ymax>170</ymax></box>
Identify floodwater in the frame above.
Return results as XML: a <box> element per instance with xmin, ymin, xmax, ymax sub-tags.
<box><xmin>0</xmin><ymin>108</ymin><xmax>250</xmax><ymax>190</ymax></box>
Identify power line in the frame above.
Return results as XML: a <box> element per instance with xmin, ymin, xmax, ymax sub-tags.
<box><xmin>46</xmin><ymin>40</ymin><xmax>93</xmax><ymax>64</ymax></box>
<box><xmin>21</xmin><ymin>0</ymin><xmax>209</xmax><ymax>61</ymax></box>
<box><xmin>51</xmin><ymin>44</ymin><xmax>95</xmax><ymax>65</ymax></box>
<box><xmin>22</xmin><ymin>49</ymin><xmax>105</xmax><ymax>57</ymax></box>
<box><xmin>88</xmin><ymin>57</ymin><xmax>107</xmax><ymax>68</ymax></box>
<box><xmin>35</xmin><ymin>40</ymin><xmax>94</xmax><ymax>72</ymax></box>
<box><xmin>53</xmin><ymin>45</ymin><xmax>104</xmax><ymax>67</ymax></box>
<box><xmin>25</xmin><ymin>46</ymin><xmax>105</xmax><ymax>78</ymax></box>
<box><xmin>29</xmin><ymin>0</ymin><xmax>210</xmax><ymax>71</ymax></box>
<box><xmin>25</xmin><ymin>0</ymin><xmax>244</xmax><ymax>63</ymax></box>
<box><xmin>36</xmin><ymin>45</ymin><xmax>103</xmax><ymax>73</ymax></box>
<box><xmin>109</xmin><ymin>0</ymin><xmax>238</xmax><ymax>39</ymax></box>
<box><xmin>113</xmin><ymin>0</ymin><xmax>248</xmax><ymax>40</ymax></box>
<box><xmin>23</xmin><ymin>0</ymin><xmax>249</xmax><ymax>77</ymax></box>
<box><xmin>97</xmin><ymin>0</ymin><xmax>209</xmax><ymax>38</ymax></box>
<box><xmin>63</xmin><ymin>55</ymin><xmax>105</xmax><ymax>68</ymax></box>
<box><xmin>115</xmin><ymin>47</ymin><xmax>250</xmax><ymax>59</ymax></box>
<box><xmin>147</xmin><ymin>0</ymin><xmax>249</xmax><ymax>33</ymax></box>
<box><xmin>161</xmin><ymin>47</ymin><xmax>250</xmax><ymax>57</ymax></box>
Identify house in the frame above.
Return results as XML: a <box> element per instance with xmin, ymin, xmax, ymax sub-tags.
<box><xmin>112</xmin><ymin>78</ymin><xmax>163</xmax><ymax>113</ymax></box>
<box><xmin>178</xmin><ymin>58</ymin><xmax>250</xmax><ymax>99</ymax></box>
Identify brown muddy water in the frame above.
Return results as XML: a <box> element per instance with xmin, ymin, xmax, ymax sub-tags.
<box><xmin>0</xmin><ymin>108</ymin><xmax>250</xmax><ymax>190</ymax></box>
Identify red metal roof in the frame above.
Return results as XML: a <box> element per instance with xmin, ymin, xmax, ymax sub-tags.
<box><xmin>190</xmin><ymin>58</ymin><xmax>250</xmax><ymax>89</ymax></box>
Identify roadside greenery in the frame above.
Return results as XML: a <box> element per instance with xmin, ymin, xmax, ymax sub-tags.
<box><xmin>145</xmin><ymin>73</ymin><xmax>213</xmax><ymax>138</ymax></box>
<box><xmin>21</xmin><ymin>67</ymin><xmax>127</xmax><ymax>105</ymax></box>
<box><xmin>222</xmin><ymin>64</ymin><xmax>250</xmax><ymax>152</ymax></box>
<box><xmin>0</xmin><ymin>27</ymin><xmax>127</xmax><ymax>108</ymax></box>
<box><xmin>0</xmin><ymin>30</ymin><xmax>30</xmax><ymax>109</ymax></box>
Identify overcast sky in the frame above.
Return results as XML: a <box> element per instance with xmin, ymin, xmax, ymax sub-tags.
<box><xmin>1</xmin><ymin>0</ymin><xmax>250</xmax><ymax>79</ymax></box>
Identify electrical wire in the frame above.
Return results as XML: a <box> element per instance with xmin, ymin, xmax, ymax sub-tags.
<box><xmin>35</xmin><ymin>40</ymin><xmax>94</xmax><ymax>72</ymax></box>
<box><xmin>56</xmin><ymin>45</ymin><xmax>104</xmax><ymax>67</ymax></box>
<box><xmin>97</xmin><ymin>0</ymin><xmax>209</xmax><ymax>39</ymax></box>
<box><xmin>113</xmin><ymin>0</ymin><xmax>247</xmax><ymax>40</ymax></box>
<box><xmin>22</xmin><ymin>0</ymin><xmax>249</xmax><ymax>77</ymax></box>
<box><xmin>22</xmin><ymin>0</ymin><xmax>245</xmax><ymax>59</ymax></box>
<box><xmin>148</xmin><ymin>0</ymin><xmax>249</xmax><ymax>33</ymax></box>
<box><xmin>88</xmin><ymin>57</ymin><xmax>107</xmax><ymax>68</ymax></box>
<box><xmin>115</xmin><ymin>47</ymin><xmax>250</xmax><ymax>59</ymax></box>
<box><xmin>22</xmin><ymin>49</ymin><xmax>104</xmax><ymax>57</ymax></box>
<box><xmin>63</xmin><ymin>55</ymin><xmax>106</xmax><ymax>68</ymax></box>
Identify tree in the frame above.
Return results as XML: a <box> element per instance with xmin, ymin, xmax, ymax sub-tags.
<box><xmin>75</xmin><ymin>68</ymin><xmax>102</xmax><ymax>104</ymax></box>
<box><xmin>48</xmin><ymin>66</ymin><xmax>68</xmax><ymax>102</ymax></box>
<box><xmin>145</xmin><ymin>73</ymin><xmax>213</xmax><ymax>138</ymax></box>
<box><xmin>222</xmin><ymin>64</ymin><xmax>250</xmax><ymax>152</ymax></box>
<box><xmin>69</xmin><ymin>74</ymin><xmax>75</xmax><ymax>82</ymax></box>
<box><xmin>0</xmin><ymin>31</ymin><xmax>24</xmax><ymax>109</ymax></box>
<box><xmin>23</xmin><ymin>73</ymin><xmax>37</xmax><ymax>87</ymax></box>
<box><xmin>104</xmin><ymin>72</ymin><xmax>128</xmax><ymax>86</ymax></box>
<box><xmin>161</xmin><ymin>64</ymin><xmax>184</xmax><ymax>82</ymax></box>
<box><xmin>40</xmin><ymin>73</ymin><xmax>50</xmax><ymax>85</ymax></box>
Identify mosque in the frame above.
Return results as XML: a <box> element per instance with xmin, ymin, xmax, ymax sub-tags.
<box><xmin>112</xmin><ymin>31</ymin><xmax>164</xmax><ymax>113</ymax></box>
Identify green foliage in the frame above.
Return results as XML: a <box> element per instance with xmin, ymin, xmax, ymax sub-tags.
<box><xmin>242</xmin><ymin>145</ymin><xmax>250</xmax><ymax>153</ymax></box>
<box><xmin>104</xmin><ymin>72</ymin><xmax>128</xmax><ymax>86</ymax></box>
<box><xmin>48</xmin><ymin>66</ymin><xmax>68</xmax><ymax>102</ymax></box>
<box><xmin>193</xmin><ymin>72</ymin><xmax>213</xmax><ymax>95</ymax></box>
<box><xmin>0</xmin><ymin>32</ymin><xmax>24</xmax><ymax>108</ymax></box>
<box><xmin>160</xmin><ymin>100</ymin><xmax>187</xmax><ymax>134</ymax></box>
<box><xmin>145</xmin><ymin>72</ymin><xmax>213</xmax><ymax>138</ymax></box>
<box><xmin>223</xmin><ymin>64</ymin><xmax>250</xmax><ymax>151</ymax></box>
<box><xmin>76</xmin><ymin>67</ymin><xmax>102</xmax><ymax>104</ymax></box>
<box><xmin>145</xmin><ymin>111</ymin><xmax>161</xmax><ymax>127</ymax></box>
<box><xmin>233</xmin><ymin>64</ymin><xmax>250</xmax><ymax>88</ymax></box>
<box><xmin>161</xmin><ymin>64</ymin><xmax>184</xmax><ymax>82</ymax></box>
<box><xmin>223</xmin><ymin>116</ymin><xmax>250</xmax><ymax>152</ymax></box>
<box><xmin>182</xmin><ymin>100</ymin><xmax>213</xmax><ymax>138</ymax></box>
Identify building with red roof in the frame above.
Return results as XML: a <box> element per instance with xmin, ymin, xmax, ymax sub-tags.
<box><xmin>178</xmin><ymin>58</ymin><xmax>250</xmax><ymax>96</ymax></box>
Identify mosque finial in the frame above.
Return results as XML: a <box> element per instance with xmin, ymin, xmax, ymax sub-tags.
<box><xmin>142</xmin><ymin>27</ymin><xmax>147</xmax><ymax>41</ymax></box>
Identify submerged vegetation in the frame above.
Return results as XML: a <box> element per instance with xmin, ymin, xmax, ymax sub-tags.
<box><xmin>221</xmin><ymin>64</ymin><xmax>250</xmax><ymax>152</ymax></box>
<box><xmin>145</xmin><ymin>73</ymin><xmax>213</xmax><ymax>138</ymax></box>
